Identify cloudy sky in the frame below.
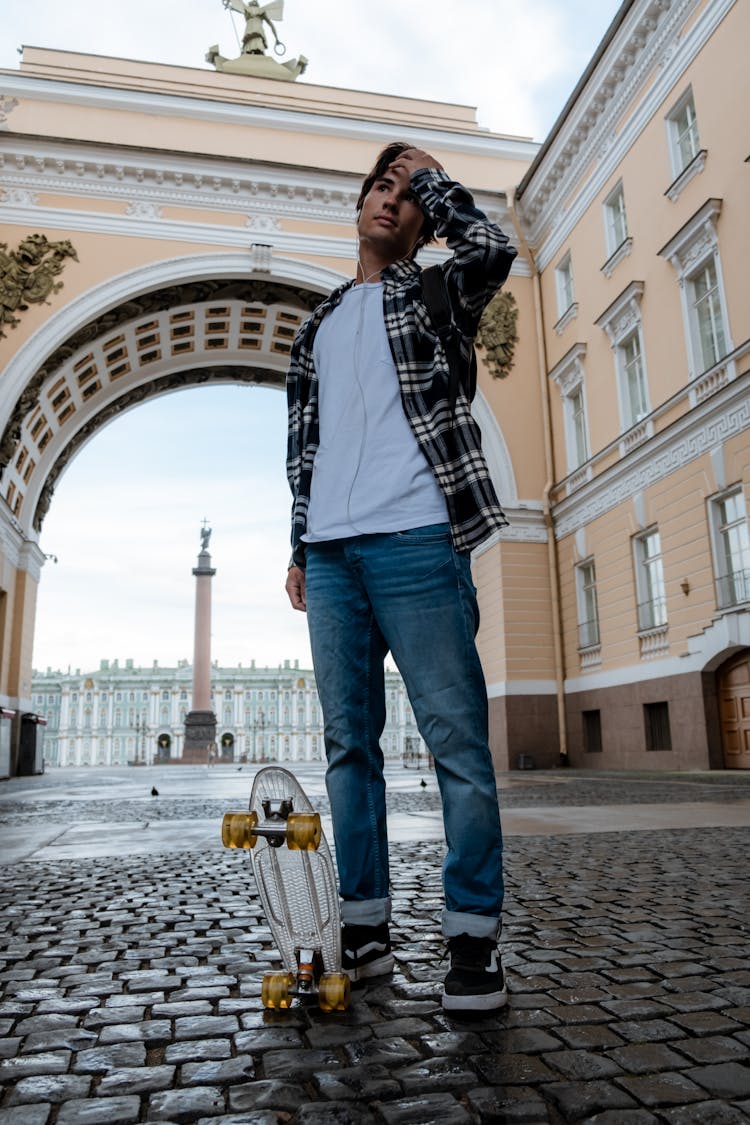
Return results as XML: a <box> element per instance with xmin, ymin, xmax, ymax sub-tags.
<box><xmin>1</xmin><ymin>0</ymin><xmax>623</xmax><ymax>675</ymax></box>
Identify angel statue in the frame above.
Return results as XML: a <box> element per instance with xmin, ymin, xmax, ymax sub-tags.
<box><xmin>206</xmin><ymin>0</ymin><xmax>308</xmax><ymax>81</ymax></box>
<box><xmin>226</xmin><ymin>0</ymin><xmax>284</xmax><ymax>56</ymax></box>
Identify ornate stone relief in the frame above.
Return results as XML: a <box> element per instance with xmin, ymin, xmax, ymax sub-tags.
<box><xmin>0</xmin><ymin>234</ymin><xmax>78</xmax><ymax>339</ymax></box>
<box><xmin>0</xmin><ymin>188</ymin><xmax>38</xmax><ymax>207</ymax></box>
<box><xmin>476</xmin><ymin>290</ymin><xmax>519</xmax><ymax>379</ymax></box>
<box><xmin>125</xmin><ymin>200</ymin><xmax>164</xmax><ymax>219</ymax></box>
<box><xmin>0</xmin><ymin>96</ymin><xmax>19</xmax><ymax>128</ymax></box>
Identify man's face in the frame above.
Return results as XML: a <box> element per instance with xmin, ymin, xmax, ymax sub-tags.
<box><xmin>357</xmin><ymin>172</ymin><xmax>425</xmax><ymax>263</ymax></box>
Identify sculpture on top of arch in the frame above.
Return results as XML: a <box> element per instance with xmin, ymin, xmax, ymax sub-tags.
<box><xmin>206</xmin><ymin>0</ymin><xmax>308</xmax><ymax>81</ymax></box>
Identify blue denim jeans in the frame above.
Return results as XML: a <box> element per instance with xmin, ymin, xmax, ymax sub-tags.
<box><xmin>304</xmin><ymin>524</ymin><xmax>504</xmax><ymax>940</ymax></box>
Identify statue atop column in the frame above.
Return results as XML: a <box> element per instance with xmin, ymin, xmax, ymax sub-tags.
<box><xmin>206</xmin><ymin>0</ymin><xmax>308</xmax><ymax>82</ymax></box>
<box><xmin>200</xmin><ymin>519</ymin><xmax>212</xmax><ymax>552</ymax></box>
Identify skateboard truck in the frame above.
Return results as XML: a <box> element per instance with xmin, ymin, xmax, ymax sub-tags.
<box><xmin>221</xmin><ymin>806</ymin><xmax>322</xmax><ymax>851</ymax></box>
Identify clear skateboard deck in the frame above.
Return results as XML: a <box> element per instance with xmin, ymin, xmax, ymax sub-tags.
<box><xmin>222</xmin><ymin>765</ymin><xmax>350</xmax><ymax>1011</ymax></box>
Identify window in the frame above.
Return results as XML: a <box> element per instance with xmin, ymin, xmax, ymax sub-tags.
<box><xmin>689</xmin><ymin>259</ymin><xmax>727</xmax><ymax>373</ymax></box>
<box><xmin>555</xmin><ymin>254</ymin><xmax>574</xmax><ymax>315</ymax></box>
<box><xmin>712</xmin><ymin>489</ymin><xmax>750</xmax><ymax>609</ymax></box>
<box><xmin>667</xmin><ymin>89</ymin><xmax>700</xmax><ymax>176</ymax></box>
<box><xmin>583</xmin><ymin>710</ymin><xmax>603</xmax><ymax>754</ymax></box>
<box><xmin>604</xmin><ymin>183</ymin><xmax>628</xmax><ymax>256</ymax></box>
<box><xmin>569</xmin><ymin>386</ymin><xmax>589</xmax><ymax>470</ymax></box>
<box><xmin>576</xmin><ymin>560</ymin><xmax>600</xmax><ymax>650</ymax></box>
<box><xmin>595</xmin><ymin>281</ymin><xmax>651</xmax><ymax>438</ymax></box>
<box><xmin>634</xmin><ymin>529</ymin><xmax>667</xmax><ymax>631</ymax></box>
<box><xmin>644</xmin><ymin>702</ymin><xmax>672</xmax><ymax>752</ymax></box>
<box><xmin>658</xmin><ymin>200</ymin><xmax>731</xmax><ymax>393</ymax></box>
<box><xmin>619</xmin><ymin>332</ymin><xmax>649</xmax><ymax>428</ymax></box>
<box><xmin>550</xmin><ymin>343</ymin><xmax>589</xmax><ymax>473</ymax></box>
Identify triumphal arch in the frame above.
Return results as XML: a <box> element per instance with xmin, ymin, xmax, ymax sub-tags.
<box><xmin>0</xmin><ymin>13</ymin><xmax>549</xmax><ymax>776</ymax></box>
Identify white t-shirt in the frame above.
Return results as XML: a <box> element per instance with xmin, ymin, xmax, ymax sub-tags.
<box><xmin>303</xmin><ymin>281</ymin><xmax>448</xmax><ymax>543</ymax></box>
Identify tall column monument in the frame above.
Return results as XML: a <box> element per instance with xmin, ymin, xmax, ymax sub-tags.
<box><xmin>182</xmin><ymin>521</ymin><xmax>217</xmax><ymax>763</ymax></box>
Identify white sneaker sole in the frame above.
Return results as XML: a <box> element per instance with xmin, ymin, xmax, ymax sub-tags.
<box><xmin>345</xmin><ymin>953</ymin><xmax>395</xmax><ymax>982</ymax></box>
<box><xmin>442</xmin><ymin>985</ymin><xmax>508</xmax><ymax>1011</ymax></box>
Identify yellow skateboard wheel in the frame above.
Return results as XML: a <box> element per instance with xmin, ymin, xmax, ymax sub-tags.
<box><xmin>261</xmin><ymin>971</ymin><xmax>295</xmax><ymax>1009</ymax></box>
<box><xmin>318</xmin><ymin>972</ymin><xmax>351</xmax><ymax>1012</ymax></box>
<box><xmin>221</xmin><ymin>810</ymin><xmax>259</xmax><ymax>849</ymax></box>
<box><xmin>286</xmin><ymin>812</ymin><xmax>322</xmax><ymax>851</ymax></box>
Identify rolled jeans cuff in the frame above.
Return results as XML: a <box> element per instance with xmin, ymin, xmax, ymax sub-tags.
<box><xmin>340</xmin><ymin>897</ymin><xmax>392</xmax><ymax>926</ymax></box>
<box><xmin>442</xmin><ymin>909</ymin><xmax>502</xmax><ymax>941</ymax></box>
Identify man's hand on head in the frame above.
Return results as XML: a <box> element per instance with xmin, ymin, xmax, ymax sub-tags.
<box><xmin>387</xmin><ymin>148</ymin><xmax>444</xmax><ymax>184</ymax></box>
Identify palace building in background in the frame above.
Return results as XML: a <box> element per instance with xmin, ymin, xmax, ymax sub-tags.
<box><xmin>30</xmin><ymin>660</ymin><xmax>425</xmax><ymax>769</ymax></box>
<box><xmin>1</xmin><ymin>0</ymin><xmax>748</xmax><ymax>775</ymax></box>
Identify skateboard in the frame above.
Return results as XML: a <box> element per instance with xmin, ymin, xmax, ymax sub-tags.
<box><xmin>221</xmin><ymin>765</ymin><xmax>350</xmax><ymax>1012</ymax></box>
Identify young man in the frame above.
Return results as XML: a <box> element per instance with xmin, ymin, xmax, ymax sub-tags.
<box><xmin>285</xmin><ymin>142</ymin><xmax>516</xmax><ymax>1012</ymax></box>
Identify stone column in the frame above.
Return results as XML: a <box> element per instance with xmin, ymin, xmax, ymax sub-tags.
<box><xmin>182</xmin><ymin>534</ymin><xmax>217</xmax><ymax>763</ymax></box>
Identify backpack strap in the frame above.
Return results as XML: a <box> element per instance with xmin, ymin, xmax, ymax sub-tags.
<box><xmin>421</xmin><ymin>264</ymin><xmax>476</xmax><ymax>415</ymax></box>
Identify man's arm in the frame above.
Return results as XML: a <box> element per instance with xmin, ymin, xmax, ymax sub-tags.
<box><xmin>408</xmin><ymin>164</ymin><xmax>517</xmax><ymax>333</ymax></box>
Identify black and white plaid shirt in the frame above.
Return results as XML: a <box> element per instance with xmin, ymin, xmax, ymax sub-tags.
<box><xmin>286</xmin><ymin>167</ymin><xmax>517</xmax><ymax>567</ymax></box>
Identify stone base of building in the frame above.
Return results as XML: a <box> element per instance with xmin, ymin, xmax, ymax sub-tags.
<box><xmin>489</xmin><ymin>693</ymin><xmax>561</xmax><ymax>772</ymax></box>
<box><xmin>182</xmin><ymin>710</ymin><xmax>217</xmax><ymax>764</ymax></box>
<box><xmin>564</xmin><ymin>669</ymin><xmax>726</xmax><ymax>770</ymax></box>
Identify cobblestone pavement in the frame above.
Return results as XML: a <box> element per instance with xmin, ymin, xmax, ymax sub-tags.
<box><xmin>1</xmin><ymin>767</ymin><xmax>750</xmax><ymax>1124</ymax></box>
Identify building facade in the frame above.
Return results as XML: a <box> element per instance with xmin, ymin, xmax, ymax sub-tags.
<box><xmin>32</xmin><ymin>660</ymin><xmax>425</xmax><ymax>768</ymax></box>
<box><xmin>1</xmin><ymin>0</ymin><xmax>748</xmax><ymax>775</ymax></box>
<box><xmin>513</xmin><ymin>0</ymin><xmax>749</xmax><ymax>769</ymax></box>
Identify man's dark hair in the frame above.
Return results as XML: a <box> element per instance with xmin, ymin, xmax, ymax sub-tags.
<box><xmin>355</xmin><ymin>141</ymin><xmax>437</xmax><ymax>255</ymax></box>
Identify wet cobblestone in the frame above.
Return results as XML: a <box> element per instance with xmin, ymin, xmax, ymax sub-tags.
<box><xmin>2</xmin><ymin>769</ymin><xmax>750</xmax><ymax>826</ymax></box>
<box><xmin>1</xmin><ymin>770</ymin><xmax>750</xmax><ymax>1122</ymax></box>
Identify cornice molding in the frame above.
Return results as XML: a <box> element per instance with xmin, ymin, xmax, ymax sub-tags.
<box><xmin>0</xmin><ymin>134</ymin><xmax>518</xmax><ymax>246</ymax></box>
<box><xmin>0</xmin><ymin>72</ymin><xmax>539</xmax><ymax>163</ymax></box>
<box><xmin>550</xmin><ymin>342</ymin><xmax>587</xmax><ymax>394</ymax></box>
<box><xmin>595</xmin><ymin>279</ymin><xmax>645</xmax><ymax>346</ymax></box>
<box><xmin>657</xmin><ymin>196</ymin><xmax>722</xmax><ymax>271</ymax></box>
<box><xmin>518</xmin><ymin>0</ymin><xmax>736</xmax><ymax>269</ymax></box>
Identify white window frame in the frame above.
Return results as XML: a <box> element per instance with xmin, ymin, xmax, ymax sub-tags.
<box><xmin>554</xmin><ymin>253</ymin><xmax>577</xmax><ymax>333</ymax></box>
<box><xmin>658</xmin><ymin>199</ymin><xmax>733</xmax><ymax>398</ymax></box>
<box><xmin>666</xmin><ymin>87</ymin><xmax>700</xmax><ymax>178</ymax></box>
<box><xmin>618</xmin><ymin>330</ymin><xmax>650</xmax><ymax>429</ymax></box>
<box><xmin>576</xmin><ymin>559</ymin><xmax>600</xmax><ymax>651</ymax></box>
<box><xmin>709</xmin><ymin>487</ymin><xmax>750</xmax><ymax>611</ymax></box>
<box><xmin>549</xmin><ymin>343</ymin><xmax>590</xmax><ymax>476</ymax></box>
<box><xmin>604</xmin><ymin>182</ymin><xmax>628</xmax><ymax>257</ymax></box>
<box><xmin>633</xmin><ymin>528</ymin><xmax>667</xmax><ymax>632</ymax></box>
<box><xmin>595</xmin><ymin>281</ymin><xmax>651</xmax><ymax>442</ymax></box>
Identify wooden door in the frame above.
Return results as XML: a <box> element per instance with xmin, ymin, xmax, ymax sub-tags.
<box><xmin>718</xmin><ymin>651</ymin><xmax>750</xmax><ymax>769</ymax></box>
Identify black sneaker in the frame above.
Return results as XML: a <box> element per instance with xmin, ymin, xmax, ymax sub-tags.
<box><xmin>442</xmin><ymin>934</ymin><xmax>507</xmax><ymax>1012</ymax></box>
<box><xmin>341</xmin><ymin>922</ymin><xmax>394</xmax><ymax>981</ymax></box>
